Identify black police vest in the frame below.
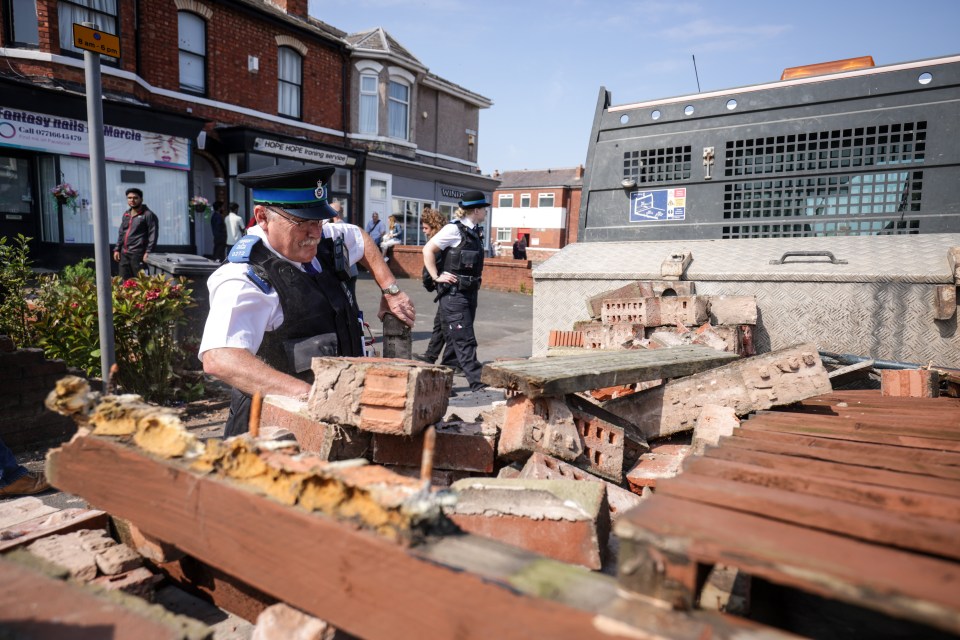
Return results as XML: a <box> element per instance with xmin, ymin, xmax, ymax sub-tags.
<box><xmin>247</xmin><ymin>241</ymin><xmax>363</xmax><ymax>382</ymax></box>
<box><xmin>440</xmin><ymin>221</ymin><xmax>484</xmax><ymax>278</ymax></box>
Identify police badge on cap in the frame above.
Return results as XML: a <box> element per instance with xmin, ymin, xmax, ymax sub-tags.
<box><xmin>238</xmin><ymin>165</ymin><xmax>338</xmax><ymax>220</ymax></box>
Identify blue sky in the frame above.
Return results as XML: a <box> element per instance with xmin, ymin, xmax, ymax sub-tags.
<box><xmin>309</xmin><ymin>0</ymin><xmax>959</xmax><ymax>175</ymax></box>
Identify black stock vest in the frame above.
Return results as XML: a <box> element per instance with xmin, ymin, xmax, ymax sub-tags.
<box><xmin>245</xmin><ymin>239</ymin><xmax>363</xmax><ymax>381</ymax></box>
<box><xmin>440</xmin><ymin>221</ymin><xmax>485</xmax><ymax>279</ymax></box>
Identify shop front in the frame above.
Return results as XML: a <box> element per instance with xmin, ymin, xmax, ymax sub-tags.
<box><xmin>0</xmin><ymin>83</ymin><xmax>204</xmax><ymax>269</ymax></box>
<box><xmin>214</xmin><ymin>128</ymin><xmax>361</xmax><ymax>228</ymax></box>
<box><xmin>363</xmin><ymin>153</ymin><xmax>498</xmax><ymax>247</ymax></box>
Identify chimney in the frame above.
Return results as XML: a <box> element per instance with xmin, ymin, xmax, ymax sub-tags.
<box><xmin>493</xmin><ymin>169</ymin><xmax>500</xmax><ymax>178</ymax></box>
<box><xmin>575</xmin><ymin>164</ymin><xmax>584</xmax><ymax>179</ymax></box>
<box><xmin>270</xmin><ymin>0</ymin><xmax>308</xmax><ymax>18</ymax></box>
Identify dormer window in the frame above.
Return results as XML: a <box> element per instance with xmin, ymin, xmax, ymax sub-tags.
<box><xmin>359</xmin><ymin>73</ymin><xmax>378</xmax><ymax>134</ymax></box>
<box><xmin>388</xmin><ymin>79</ymin><xmax>409</xmax><ymax>140</ymax></box>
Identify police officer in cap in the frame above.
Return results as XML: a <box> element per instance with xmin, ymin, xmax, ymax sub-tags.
<box><xmin>200</xmin><ymin>165</ymin><xmax>415</xmax><ymax>436</ymax></box>
<box><xmin>422</xmin><ymin>190</ymin><xmax>490</xmax><ymax>393</ymax></box>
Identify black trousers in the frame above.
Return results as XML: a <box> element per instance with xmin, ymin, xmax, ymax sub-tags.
<box><xmin>438</xmin><ymin>286</ymin><xmax>483</xmax><ymax>388</ymax></box>
<box><xmin>224</xmin><ymin>388</ymin><xmax>252</xmax><ymax>438</ymax></box>
<box><xmin>424</xmin><ymin>305</ymin><xmax>457</xmax><ymax>366</ymax></box>
<box><xmin>118</xmin><ymin>251</ymin><xmax>145</xmax><ymax>279</ymax></box>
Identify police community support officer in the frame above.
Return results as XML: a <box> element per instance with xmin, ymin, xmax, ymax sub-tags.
<box><xmin>199</xmin><ymin>165</ymin><xmax>416</xmax><ymax>437</ymax></box>
<box><xmin>422</xmin><ymin>190</ymin><xmax>490</xmax><ymax>393</ymax></box>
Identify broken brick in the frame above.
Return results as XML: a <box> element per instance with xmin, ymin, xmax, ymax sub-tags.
<box><xmin>582</xmin><ymin>323</ymin><xmax>643</xmax><ymax>350</ymax></box>
<box><xmin>881</xmin><ymin>369</ymin><xmax>940</xmax><ymax>398</ymax></box>
<box><xmin>497</xmin><ymin>395</ymin><xmax>583</xmax><ymax>462</ymax></box>
<box><xmin>384</xmin><ymin>464</ymin><xmax>475</xmax><ymax>488</ymax></box>
<box><xmin>548</xmin><ymin>330</ymin><xmax>584</xmax><ymax>348</ymax></box>
<box><xmin>373</xmin><ymin>420</ymin><xmax>496</xmax><ymax>473</ymax></box>
<box><xmin>90</xmin><ymin>566</ymin><xmax>162</xmax><ymax>599</ymax></box>
<box><xmin>586</xmin><ymin>281</ymin><xmax>696</xmax><ymax>319</ymax></box>
<box><xmin>446</xmin><ymin>478</ymin><xmax>610</xmax><ymax>570</ymax></box>
<box><xmin>520</xmin><ymin>453</ymin><xmax>643</xmax><ymax>521</ymax></box>
<box><xmin>308</xmin><ymin>357</ymin><xmax>451</xmax><ymax>436</ymax></box>
<box><xmin>261</xmin><ymin>395</ymin><xmax>370</xmax><ymax>460</ymax></box>
<box><xmin>707</xmin><ymin>296</ymin><xmax>758</xmax><ymax>326</ymax></box>
<box><xmin>602</xmin><ymin>297</ymin><xmax>708</xmax><ymax>328</ymax></box>
<box><xmin>692</xmin><ymin>405</ymin><xmax>740</xmax><ymax>454</ymax></box>
<box><xmin>252</xmin><ymin>602</ymin><xmax>333</xmax><ymax>640</ymax></box>
<box><xmin>94</xmin><ymin>543</ymin><xmax>143</xmax><ymax>576</ymax></box>
<box><xmin>26</xmin><ymin>530</ymin><xmax>100</xmax><ymax>582</ymax></box>
<box><xmin>626</xmin><ymin>443</ymin><xmax>690</xmax><ymax>492</ymax></box>
<box><xmin>572</xmin><ymin>412</ymin><xmax>624</xmax><ymax>483</ymax></box>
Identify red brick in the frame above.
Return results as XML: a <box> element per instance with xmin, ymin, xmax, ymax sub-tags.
<box><xmin>261</xmin><ymin>395</ymin><xmax>370</xmax><ymax>460</ymax></box>
<box><xmin>626</xmin><ymin>443</ymin><xmax>690</xmax><ymax>491</ymax></box>
<box><xmin>707</xmin><ymin>296</ymin><xmax>758</xmax><ymax>325</ymax></box>
<box><xmin>601</xmin><ymin>296</ymin><xmax>708</xmax><ymax>327</ymax></box>
<box><xmin>880</xmin><ymin>369</ymin><xmax>939</xmax><ymax>398</ymax></box>
<box><xmin>447</xmin><ymin>478</ymin><xmax>609</xmax><ymax>570</ymax></box>
<box><xmin>308</xmin><ymin>358</ymin><xmax>451</xmax><ymax>436</ymax></box>
<box><xmin>497</xmin><ymin>395</ymin><xmax>582</xmax><ymax>463</ymax></box>
<box><xmin>253</xmin><ymin>603</ymin><xmax>332</xmax><ymax>640</ymax></box>
<box><xmin>572</xmin><ymin>412</ymin><xmax>624</xmax><ymax>483</ymax></box>
<box><xmin>373</xmin><ymin>420</ymin><xmax>496</xmax><ymax>472</ymax></box>
<box><xmin>519</xmin><ymin>453</ymin><xmax>642</xmax><ymax>521</ymax></box>
<box><xmin>90</xmin><ymin>567</ymin><xmax>162</xmax><ymax>599</ymax></box>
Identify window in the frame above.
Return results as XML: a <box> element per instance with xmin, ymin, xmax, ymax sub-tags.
<box><xmin>178</xmin><ymin>11</ymin><xmax>206</xmax><ymax>94</ymax></box>
<box><xmin>496</xmin><ymin>227</ymin><xmax>512</xmax><ymax>242</ymax></box>
<box><xmin>58</xmin><ymin>0</ymin><xmax>117</xmax><ymax>55</ymax></box>
<box><xmin>359</xmin><ymin>73</ymin><xmax>379</xmax><ymax>135</ymax></box>
<box><xmin>370</xmin><ymin>179</ymin><xmax>387</xmax><ymax>201</ymax></box>
<box><xmin>7</xmin><ymin>0</ymin><xmax>40</xmax><ymax>46</ymax></box>
<box><xmin>498</xmin><ymin>194</ymin><xmax>514</xmax><ymax>208</ymax></box>
<box><xmin>392</xmin><ymin>197</ymin><xmax>433</xmax><ymax>245</ymax></box>
<box><xmin>520</xmin><ymin>193</ymin><xmax>531</xmax><ymax>207</ymax></box>
<box><xmin>388</xmin><ymin>80</ymin><xmax>409</xmax><ymax>140</ymax></box>
<box><xmin>538</xmin><ymin>193</ymin><xmax>555</xmax><ymax>207</ymax></box>
<box><xmin>438</xmin><ymin>203</ymin><xmax>457</xmax><ymax>219</ymax></box>
<box><xmin>278</xmin><ymin>47</ymin><xmax>302</xmax><ymax>118</ymax></box>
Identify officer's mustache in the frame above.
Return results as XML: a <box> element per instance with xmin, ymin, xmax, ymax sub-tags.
<box><xmin>298</xmin><ymin>238</ymin><xmax>320</xmax><ymax>248</ymax></box>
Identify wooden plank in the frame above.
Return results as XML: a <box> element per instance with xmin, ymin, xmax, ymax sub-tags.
<box><xmin>44</xmin><ymin>435</ymin><xmax>779</xmax><ymax>640</ymax></box>
<box><xmin>743</xmin><ymin>415</ymin><xmax>960</xmax><ymax>452</ymax></box>
<box><xmin>480</xmin><ymin>345</ymin><xmax>737</xmax><ymax>397</ymax></box>
<box><xmin>704</xmin><ymin>445</ymin><xmax>960</xmax><ymax>498</ymax></box>
<box><xmin>0</xmin><ymin>497</ymin><xmax>58</xmax><ymax>530</ymax></box>
<box><xmin>685</xmin><ymin>455</ymin><xmax>960</xmax><ymax>522</ymax></box>
<box><xmin>615</xmin><ymin>495</ymin><xmax>960</xmax><ymax>633</ymax></box>
<box><xmin>0</xmin><ymin>554</ymin><xmax>208</xmax><ymax>640</ymax></box>
<box><xmin>0</xmin><ymin>509</ymin><xmax>109</xmax><ymax>553</ymax></box>
<box><xmin>727</xmin><ymin>430</ymin><xmax>960</xmax><ymax>478</ymax></box>
<box><xmin>778</xmin><ymin>404</ymin><xmax>960</xmax><ymax>429</ymax></box>
<box><xmin>758</xmin><ymin>410</ymin><xmax>960</xmax><ymax>440</ymax></box>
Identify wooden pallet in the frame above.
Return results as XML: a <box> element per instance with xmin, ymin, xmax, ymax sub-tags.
<box><xmin>615</xmin><ymin>390</ymin><xmax>960</xmax><ymax>634</ymax></box>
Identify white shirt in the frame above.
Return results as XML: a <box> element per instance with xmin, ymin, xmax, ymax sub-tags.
<box><xmin>198</xmin><ymin>222</ymin><xmax>364</xmax><ymax>361</ymax></box>
<box><xmin>430</xmin><ymin>217</ymin><xmax>478</xmax><ymax>251</ymax></box>
<box><xmin>225</xmin><ymin>212</ymin><xmax>245</xmax><ymax>245</ymax></box>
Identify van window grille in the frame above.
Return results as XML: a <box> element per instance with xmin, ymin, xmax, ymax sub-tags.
<box><xmin>722</xmin><ymin>219</ymin><xmax>920</xmax><ymax>239</ymax></box>
<box><xmin>623</xmin><ymin>146</ymin><xmax>691</xmax><ymax>184</ymax></box>
<box><xmin>723</xmin><ymin>171</ymin><xmax>922</xmax><ymax>219</ymax></box>
<box><xmin>723</xmin><ymin>122</ymin><xmax>926</xmax><ymax>177</ymax></box>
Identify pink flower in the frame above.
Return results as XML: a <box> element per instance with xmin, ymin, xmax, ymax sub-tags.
<box><xmin>145</xmin><ymin>289</ymin><xmax>160</xmax><ymax>301</ymax></box>
<box><xmin>134</xmin><ymin>303</ymin><xmax>145</xmax><ymax>310</ymax></box>
<box><xmin>70</xmin><ymin>302</ymin><xmax>79</xmax><ymax>309</ymax></box>
<box><xmin>123</xmin><ymin>279</ymin><xmax>138</xmax><ymax>288</ymax></box>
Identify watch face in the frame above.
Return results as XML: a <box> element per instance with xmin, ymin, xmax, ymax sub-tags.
<box><xmin>384</xmin><ymin>284</ymin><xmax>400</xmax><ymax>295</ymax></box>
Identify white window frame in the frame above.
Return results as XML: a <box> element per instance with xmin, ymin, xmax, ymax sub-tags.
<box><xmin>520</xmin><ymin>193</ymin><xmax>531</xmax><ymax>208</ymax></box>
<box><xmin>538</xmin><ymin>192</ymin><xmax>555</xmax><ymax>207</ymax></box>
<box><xmin>496</xmin><ymin>227</ymin><xmax>512</xmax><ymax>242</ymax></box>
<box><xmin>277</xmin><ymin>46</ymin><xmax>302</xmax><ymax>119</ymax></box>
<box><xmin>498</xmin><ymin>194</ymin><xmax>514</xmax><ymax>207</ymax></box>
<box><xmin>59</xmin><ymin>0</ymin><xmax>118</xmax><ymax>56</ymax></box>
<box><xmin>359</xmin><ymin>72</ymin><xmax>379</xmax><ymax>135</ymax></box>
<box><xmin>388</xmin><ymin>79</ymin><xmax>410</xmax><ymax>140</ymax></box>
<box><xmin>177</xmin><ymin>11</ymin><xmax>206</xmax><ymax>94</ymax></box>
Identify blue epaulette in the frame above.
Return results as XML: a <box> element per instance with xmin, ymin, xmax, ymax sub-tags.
<box><xmin>227</xmin><ymin>235</ymin><xmax>260</xmax><ymax>263</ymax></box>
<box><xmin>227</xmin><ymin>236</ymin><xmax>272</xmax><ymax>293</ymax></box>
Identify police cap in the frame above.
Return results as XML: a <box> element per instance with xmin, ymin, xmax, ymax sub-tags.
<box><xmin>238</xmin><ymin>165</ymin><xmax>338</xmax><ymax>220</ymax></box>
<box><xmin>458</xmin><ymin>190</ymin><xmax>491</xmax><ymax>210</ymax></box>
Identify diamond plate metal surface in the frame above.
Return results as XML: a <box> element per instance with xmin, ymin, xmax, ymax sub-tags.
<box><xmin>534</xmin><ymin>279</ymin><xmax>959</xmax><ymax>366</ymax></box>
<box><xmin>534</xmin><ymin>233</ymin><xmax>960</xmax><ymax>283</ymax></box>
<box><xmin>534</xmin><ymin>235</ymin><xmax>960</xmax><ymax>365</ymax></box>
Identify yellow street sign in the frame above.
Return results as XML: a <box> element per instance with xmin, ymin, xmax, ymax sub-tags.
<box><xmin>72</xmin><ymin>24</ymin><xmax>120</xmax><ymax>59</ymax></box>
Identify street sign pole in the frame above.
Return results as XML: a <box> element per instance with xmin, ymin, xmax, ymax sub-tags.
<box><xmin>80</xmin><ymin>22</ymin><xmax>116</xmax><ymax>387</ymax></box>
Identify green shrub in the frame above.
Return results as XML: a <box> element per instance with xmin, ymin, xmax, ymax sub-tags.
<box><xmin>33</xmin><ymin>266</ymin><xmax>200</xmax><ymax>404</ymax></box>
<box><xmin>0</xmin><ymin>235</ymin><xmax>37</xmax><ymax>347</ymax></box>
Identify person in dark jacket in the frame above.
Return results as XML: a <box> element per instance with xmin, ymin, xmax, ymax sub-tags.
<box><xmin>422</xmin><ymin>190</ymin><xmax>490</xmax><ymax>393</ymax></box>
<box><xmin>113</xmin><ymin>187</ymin><xmax>158</xmax><ymax>279</ymax></box>
<box><xmin>210</xmin><ymin>200</ymin><xmax>228</xmax><ymax>261</ymax></box>
<box><xmin>199</xmin><ymin>166</ymin><xmax>416</xmax><ymax>437</ymax></box>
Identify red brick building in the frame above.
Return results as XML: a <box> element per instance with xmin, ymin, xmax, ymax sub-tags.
<box><xmin>490</xmin><ymin>166</ymin><xmax>584</xmax><ymax>261</ymax></box>
<box><xmin>0</xmin><ymin>0</ymin><xmax>494</xmax><ymax>267</ymax></box>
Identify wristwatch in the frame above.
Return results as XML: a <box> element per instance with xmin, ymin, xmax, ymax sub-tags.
<box><xmin>381</xmin><ymin>283</ymin><xmax>401</xmax><ymax>296</ymax></box>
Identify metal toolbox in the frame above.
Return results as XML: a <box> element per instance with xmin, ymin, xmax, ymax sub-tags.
<box><xmin>532</xmin><ymin>233</ymin><xmax>960</xmax><ymax>367</ymax></box>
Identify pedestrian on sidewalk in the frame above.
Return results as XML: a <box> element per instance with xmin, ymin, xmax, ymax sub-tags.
<box><xmin>423</xmin><ymin>191</ymin><xmax>490</xmax><ymax>393</ymax></box>
<box><xmin>211</xmin><ymin>200</ymin><xmax>227</xmax><ymax>261</ymax></box>
<box><xmin>113</xmin><ymin>188</ymin><xmax>158</xmax><ymax>279</ymax></box>
<box><xmin>413</xmin><ymin>208</ymin><xmax>458</xmax><ymax>369</ymax></box>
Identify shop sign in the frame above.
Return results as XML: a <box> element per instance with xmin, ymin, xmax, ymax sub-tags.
<box><xmin>253</xmin><ymin>137</ymin><xmax>353</xmax><ymax>166</ymax></box>
<box><xmin>440</xmin><ymin>186</ymin><xmax>466</xmax><ymax>199</ymax></box>
<box><xmin>0</xmin><ymin>106</ymin><xmax>190</xmax><ymax>170</ymax></box>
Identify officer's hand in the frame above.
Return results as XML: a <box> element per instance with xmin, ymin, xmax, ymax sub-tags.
<box><xmin>378</xmin><ymin>291</ymin><xmax>416</xmax><ymax>327</ymax></box>
<box><xmin>435</xmin><ymin>271</ymin><xmax>457</xmax><ymax>285</ymax></box>
<box><xmin>112</xmin><ymin>251</ymin><xmax>119</xmax><ymax>262</ymax></box>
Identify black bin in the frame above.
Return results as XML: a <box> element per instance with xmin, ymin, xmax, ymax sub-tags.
<box><xmin>144</xmin><ymin>253</ymin><xmax>222</xmax><ymax>363</ymax></box>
